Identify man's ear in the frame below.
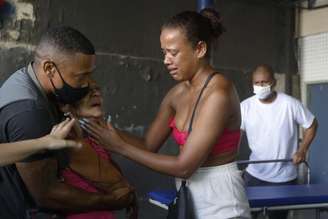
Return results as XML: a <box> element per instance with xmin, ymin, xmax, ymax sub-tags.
<box><xmin>195</xmin><ymin>41</ymin><xmax>207</xmax><ymax>59</ymax></box>
<box><xmin>43</xmin><ymin>60</ymin><xmax>56</xmax><ymax>78</ymax></box>
<box><xmin>272</xmin><ymin>78</ymin><xmax>277</xmax><ymax>88</ymax></box>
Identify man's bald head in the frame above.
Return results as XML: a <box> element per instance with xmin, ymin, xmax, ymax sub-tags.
<box><xmin>252</xmin><ymin>64</ymin><xmax>275</xmax><ymax>81</ymax></box>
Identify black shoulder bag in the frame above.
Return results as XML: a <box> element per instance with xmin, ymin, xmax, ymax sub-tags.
<box><xmin>167</xmin><ymin>72</ymin><xmax>216</xmax><ymax>219</ymax></box>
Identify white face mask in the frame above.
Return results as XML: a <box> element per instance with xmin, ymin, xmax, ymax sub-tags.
<box><xmin>253</xmin><ymin>84</ymin><xmax>272</xmax><ymax>100</ymax></box>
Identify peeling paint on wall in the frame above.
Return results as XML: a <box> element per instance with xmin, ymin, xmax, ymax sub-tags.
<box><xmin>120</xmin><ymin>124</ymin><xmax>145</xmax><ymax>136</ymax></box>
<box><xmin>0</xmin><ymin>0</ymin><xmax>36</xmax><ymax>42</ymax></box>
<box><xmin>0</xmin><ymin>41</ymin><xmax>35</xmax><ymax>50</ymax></box>
<box><xmin>6</xmin><ymin>29</ymin><xmax>19</xmax><ymax>40</ymax></box>
<box><xmin>0</xmin><ymin>0</ymin><xmax>36</xmax><ymax>78</ymax></box>
<box><xmin>13</xmin><ymin>0</ymin><xmax>35</xmax><ymax>23</ymax></box>
<box><xmin>97</xmin><ymin>51</ymin><xmax>162</xmax><ymax>63</ymax></box>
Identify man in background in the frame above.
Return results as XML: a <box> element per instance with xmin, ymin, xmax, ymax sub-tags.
<box><xmin>241</xmin><ymin>64</ymin><xmax>318</xmax><ymax>219</ymax></box>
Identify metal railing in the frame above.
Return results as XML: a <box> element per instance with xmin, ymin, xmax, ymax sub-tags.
<box><xmin>237</xmin><ymin>159</ymin><xmax>311</xmax><ymax>184</ymax></box>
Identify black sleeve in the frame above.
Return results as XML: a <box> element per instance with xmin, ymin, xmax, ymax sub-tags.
<box><xmin>5</xmin><ymin>102</ymin><xmax>53</xmax><ymax>142</ymax></box>
<box><xmin>1</xmin><ymin>100</ymin><xmax>57</xmax><ymax>162</ymax></box>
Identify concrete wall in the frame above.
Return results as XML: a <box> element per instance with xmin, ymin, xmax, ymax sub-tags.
<box><xmin>0</xmin><ymin>0</ymin><xmax>35</xmax><ymax>82</ymax></box>
<box><xmin>0</xmin><ymin>0</ymin><xmax>296</xmax><ymax>218</ymax></box>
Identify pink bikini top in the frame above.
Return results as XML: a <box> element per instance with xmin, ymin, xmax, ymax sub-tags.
<box><xmin>85</xmin><ymin>137</ymin><xmax>111</xmax><ymax>161</ymax></box>
<box><xmin>169</xmin><ymin>117</ymin><xmax>240</xmax><ymax>156</ymax></box>
<box><xmin>61</xmin><ymin>137</ymin><xmax>111</xmax><ymax>194</ymax></box>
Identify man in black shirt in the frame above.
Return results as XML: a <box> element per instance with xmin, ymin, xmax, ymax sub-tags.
<box><xmin>0</xmin><ymin>26</ymin><xmax>130</xmax><ymax>218</ymax></box>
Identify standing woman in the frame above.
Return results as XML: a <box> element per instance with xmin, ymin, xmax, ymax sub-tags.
<box><xmin>84</xmin><ymin>8</ymin><xmax>250</xmax><ymax>219</ymax></box>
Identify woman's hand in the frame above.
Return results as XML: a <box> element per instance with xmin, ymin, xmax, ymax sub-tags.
<box><xmin>51</xmin><ymin>117</ymin><xmax>76</xmax><ymax>139</ymax></box>
<box><xmin>44</xmin><ymin>118</ymin><xmax>82</xmax><ymax>150</ymax></box>
<box><xmin>80</xmin><ymin>119</ymin><xmax>125</xmax><ymax>153</ymax></box>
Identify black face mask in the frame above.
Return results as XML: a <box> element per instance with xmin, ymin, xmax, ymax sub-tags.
<box><xmin>49</xmin><ymin>63</ymin><xmax>89</xmax><ymax>104</ymax></box>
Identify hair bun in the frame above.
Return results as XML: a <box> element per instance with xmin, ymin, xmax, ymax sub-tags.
<box><xmin>200</xmin><ymin>8</ymin><xmax>226</xmax><ymax>38</ymax></box>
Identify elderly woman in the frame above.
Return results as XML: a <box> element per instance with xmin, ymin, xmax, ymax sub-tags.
<box><xmin>61</xmin><ymin>81</ymin><xmax>136</xmax><ymax>219</ymax></box>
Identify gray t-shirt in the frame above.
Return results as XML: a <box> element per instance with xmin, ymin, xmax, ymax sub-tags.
<box><xmin>0</xmin><ymin>64</ymin><xmax>64</xmax><ymax>218</ymax></box>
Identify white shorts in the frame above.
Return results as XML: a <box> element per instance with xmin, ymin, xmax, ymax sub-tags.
<box><xmin>176</xmin><ymin>162</ymin><xmax>251</xmax><ymax>219</ymax></box>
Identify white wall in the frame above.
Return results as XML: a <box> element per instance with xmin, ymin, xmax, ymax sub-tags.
<box><xmin>297</xmin><ymin>7</ymin><xmax>328</xmax><ymax>37</ymax></box>
<box><xmin>297</xmin><ymin>7</ymin><xmax>328</xmax><ymax>103</ymax></box>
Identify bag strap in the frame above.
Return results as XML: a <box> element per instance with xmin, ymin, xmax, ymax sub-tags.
<box><xmin>188</xmin><ymin>72</ymin><xmax>217</xmax><ymax>133</ymax></box>
<box><xmin>181</xmin><ymin>72</ymin><xmax>216</xmax><ymax>185</ymax></box>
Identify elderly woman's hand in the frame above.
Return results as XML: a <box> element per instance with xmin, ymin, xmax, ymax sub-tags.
<box><xmin>80</xmin><ymin>119</ymin><xmax>125</xmax><ymax>153</ymax></box>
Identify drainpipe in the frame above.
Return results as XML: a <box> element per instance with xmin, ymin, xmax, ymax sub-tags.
<box><xmin>197</xmin><ymin>0</ymin><xmax>214</xmax><ymax>12</ymax></box>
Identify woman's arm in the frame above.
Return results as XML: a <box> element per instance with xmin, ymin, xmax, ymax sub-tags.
<box><xmin>96</xmin><ymin>88</ymin><xmax>176</xmax><ymax>153</ymax></box>
<box><xmin>84</xmin><ymin>85</ymin><xmax>233</xmax><ymax>178</ymax></box>
<box><xmin>0</xmin><ymin>118</ymin><xmax>80</xmax><ymax>166</ymax></box>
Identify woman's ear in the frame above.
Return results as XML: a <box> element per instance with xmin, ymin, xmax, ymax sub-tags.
<box><xmin>195</xmin><ymin>41</ymin><xmax>207</xmax><ymax>59</ymax></box>
<box><xmin>60</xmin><ymin>104</ymin><xmax>73</xmax><ymax>114</ymax></box>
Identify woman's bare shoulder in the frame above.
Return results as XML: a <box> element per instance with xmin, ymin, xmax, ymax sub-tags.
<box><xmin>208</xmin><ymin>73</ymin><xmax>234</xmax><ymax>94</ymax></box>
<box><xmin>164</xmin><ymin>82</ymin><xmax>188</xmax><ymax>100</ymax></box>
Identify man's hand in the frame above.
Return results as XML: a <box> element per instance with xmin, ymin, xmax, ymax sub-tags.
<box><xmin>292</xmin><ymin>150</ymin><xmax>306</xmax><ymax>164</ymax></box>
<box><xmin>293</xmin><ymin>119</ymin><xmax>318</xmax><ymax>165</ymax></box>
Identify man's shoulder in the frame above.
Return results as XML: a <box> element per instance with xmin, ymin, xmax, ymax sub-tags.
<box><xmin>1</xmin><ymin>66</ymin><xmax>28</xmax><ymax>88</ymax></box>
<box><xmin>0</xmin><ymin>66</ymin><xmax>39</xmax><ymax>109</ymax></box>
<box><xmin>277</xmin><ymin>92</ymin><xmax>301</xmax><ymax>105</ymax></box>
